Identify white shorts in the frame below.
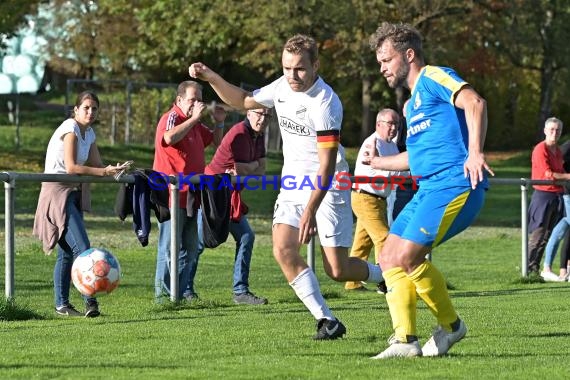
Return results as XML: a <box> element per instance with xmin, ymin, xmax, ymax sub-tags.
<box><xmin>272</xmin><ymin>190</ymin><xmax>353</xmax><ymax>248</ymax></box>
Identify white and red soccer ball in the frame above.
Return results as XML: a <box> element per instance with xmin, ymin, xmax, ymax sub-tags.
<box><xmin>71</xmin><ymin>248</ymin><xmax>121</xmax><ymax>297</ymax></box>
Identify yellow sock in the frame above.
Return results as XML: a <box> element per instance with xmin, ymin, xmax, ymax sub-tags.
<box><xmin>408</xmin><ymin>260</ymin><xmax>457</xmax><ymax>332</ymax></box>
<box><xmin>383</xmin><ymin>267</ymin><xmax>417</xmax><ymax>342</ymax></box>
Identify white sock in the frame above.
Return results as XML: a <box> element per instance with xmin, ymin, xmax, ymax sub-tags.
<box><xmin>366</xmin><ymin>262</ymin><xmax>383</xmax><ymax>283</ymax></box>
<box><xmin>290</xmin><ymin>267</ymin><xmax>334</xmax><ymax>321</ymax></box>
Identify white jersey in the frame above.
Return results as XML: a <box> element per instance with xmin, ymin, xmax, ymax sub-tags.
<box><xmin>44</xmin><ymin>118</ymin><xmax>96</xmax><ymax>174</ymax></box>
<box><xmin>253</xmin><ymin>76</ymin><xmax>349</xmax><ymax>202</ymax></box>
<box><xmin>353</xmin><ymin>132</ymin><xmax>403</xmax><ymax>198</ymax></box>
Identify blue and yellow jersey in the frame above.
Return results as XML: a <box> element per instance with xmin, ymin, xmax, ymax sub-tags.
<box><xmin>404</xmin><ymin>65</ymin><xmax>485</xmax><ymax>188</ymax></box>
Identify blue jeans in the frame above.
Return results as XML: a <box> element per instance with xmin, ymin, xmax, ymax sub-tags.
<box><xmin>544</xmin><ymin>194</ymin><xmax>570</xmax><ymax>267</ymax></box>
<box><xmin>188</xmin><ymin>211</ymin><xmax>254</xmax><ymax>295</ymax></box>
<box><xmin>53</xmin><ymin>191</ymin><xmax>96</xmax><ymax>307</ymax></box>
<box><xmin>185</xmin><ymin>209</ymin><xmax>205</xmax><ymax>297</ymax></box>
<box><xmin>155</xmin><ymin>208</ymin><xmax>199</xmax><ymax>300</ymax></box>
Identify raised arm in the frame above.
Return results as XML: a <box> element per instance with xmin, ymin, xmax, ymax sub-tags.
<box><xmin>210</xmin><ymin>103</ymin><xmax>227</xmax><ymax>147</ymax></box>
<box><xmin>189</xmin><ymin>62</ymin><xmax>264</xmax><ymax>111</ymax></box>
<box><xmin>163</xmin><ymin>100</ymin><xmax>206</xmax><ymax>146</ymax></box>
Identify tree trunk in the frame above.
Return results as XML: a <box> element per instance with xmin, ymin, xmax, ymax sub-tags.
<box><xmin>361</xmin><ymin>76</ymin><xmax>371</xmax><ymax>142</ymax></box>
<box><xmin>536</xmin><ymin>63</ymin><xmax>554</xmax><ymax>142</ymax></box>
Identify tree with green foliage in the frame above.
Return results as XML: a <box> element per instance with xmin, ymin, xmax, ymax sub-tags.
<box><xmin>10</xmin><ymin>0</ymin><xmax>570</xmax><ymax>150</ymax></box>
<box><xmin>0</xmin><ymin>0</ymin><xmax>39</xmax><ymax>47</ymax></box>
<box><xmin>475</xmin><ymin>0</ymin><xmax>570</xmax><ymax>140</ymax></box>
<box><xmin>35</xmin><ymin>0</ymin><xmax>141</xmax><ymax>79</ymax></box>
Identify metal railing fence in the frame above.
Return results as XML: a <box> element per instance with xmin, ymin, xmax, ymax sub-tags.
<box><xmin>0</xmin><ymin>173</ymin><xmax>561</xmax><ymax>301</ymax></box>
<box><xmin>1</xmin><ymin>172</ymin><xmax>315</xmax><ymax>302</ymax></box>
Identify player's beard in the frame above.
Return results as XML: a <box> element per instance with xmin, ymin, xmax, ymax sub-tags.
<box><xmin>388</xmin><ymin>62</ymin><xmax>410</xmax><ymax>89</ymax></box>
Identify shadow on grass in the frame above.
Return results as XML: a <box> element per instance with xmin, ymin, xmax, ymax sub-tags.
<box><xmin>526</xmin><ymin>331</ymin><xmax>570</xmax><ymax>338</ymax></box>
<box><xmin>0</xmin><ymin>298</ymin><xmax>44</xmax><ymax>321</ymax></box>
<box><xmin>515</xmin><ymin>273</ymin><xmax>545</xmax><ymax>284</ymax></box>
<box><xmin>0</xmin><ymin>363</ymin><xmax>192</xmax><ymax>371</ymax></box>
<box><xmin>151</xmin><ymin>298</ymin><xmax>230</xmax><ymax>312</ymax></box>
<box><xmin>453</xmin><ymin>284</ymin><xmax>570</xmax><ymax>299</ymax></box>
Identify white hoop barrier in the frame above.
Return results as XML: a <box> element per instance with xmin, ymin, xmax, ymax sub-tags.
<box><xmin>0</xmin><ymin>173</ymin><xmax>557</xmax><ymax>300</ymax></box>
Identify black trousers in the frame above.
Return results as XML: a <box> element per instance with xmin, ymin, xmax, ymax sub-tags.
<box><xmin>528</xmin><ymin>200</ymin><xmax>562</xmax><ymax>273</ymax></box>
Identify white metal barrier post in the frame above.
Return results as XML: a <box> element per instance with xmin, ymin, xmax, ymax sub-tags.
<box><xmin>169</xmin><ymin>180</ymin><xmax>180</xmax><ymax>302</ymax></box>
<box><xmin>4</xmin><ymin>178</ymin><xmax>15</xmax><ymax>299</ymax></box>
<box><xmin>521</xmin><ymin>178</ymin><xmax>529</xmax><ymax>277</ymax></box>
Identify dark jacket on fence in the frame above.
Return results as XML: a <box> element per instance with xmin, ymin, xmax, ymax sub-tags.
<box><xmin>114</xmin><ymin>169</ymin><xmax>170</xmax><ymax>247</ymax></box>
<box><xmin>199</xmin><ymin>174</ymin><xmax>231</xmax><ymax>249</ymax></box>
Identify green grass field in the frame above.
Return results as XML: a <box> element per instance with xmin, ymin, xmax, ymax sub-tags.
<box><xmin>2</xmin><ymin>122</ymin><xmax>567</xmax><ymax>379</ymax></box>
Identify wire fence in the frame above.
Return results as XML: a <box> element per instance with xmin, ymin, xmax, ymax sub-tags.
<box><xmin>65</xmin><ymin>79</ymin><xmax>282</xmax><ymax>150</ymax></box>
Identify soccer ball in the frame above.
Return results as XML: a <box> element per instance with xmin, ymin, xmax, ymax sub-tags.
<box><xmin>71</xmin><ymin>248</ymin><xmax>121</xmax><ymax>297</ymax></box>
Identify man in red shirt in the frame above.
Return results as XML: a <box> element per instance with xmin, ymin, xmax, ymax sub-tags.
<box><xmin>153</xmin><ymin>80</ymin><xmax>225</xmax><ymax>301</ymax></box>
<box><xmin>528</xmin><ymin>117</ymin><xmax>568</xmax><ymax>274</ymax></box>
<box><xmin>189</xmin><ymin>109</ymin><xmax>271</xmax><ymax>304</ymax></box>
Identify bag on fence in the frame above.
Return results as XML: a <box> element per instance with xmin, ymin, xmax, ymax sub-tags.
<box><xmin>200</xmin><ymin>174</ymin><xmax>231</xmax><ymax>248</ymax></box>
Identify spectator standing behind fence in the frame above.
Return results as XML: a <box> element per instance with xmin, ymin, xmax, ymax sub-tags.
<box><xmin>541</xmin><ymin>130</ymin><xmax>570</xmax><ymax>281</ymax></box>
<box><xmin>555</xmin><ymin>141</ymin><xmax>570</xmax><ymax>280</ymax></box>
<box><xmin>345</xmin><ymin>108</ymin><xmax>403</xmax><ymax>293</ymax></box>
<box><xmin>33</xmin><ymin>91</ymin><xmax>123</xmax><ymax>317</ymax></box>
<box><xmin>189</xmin><ymin>34</ymin><xmax>384</xmax><ymax>340</ymax></box>
<box><xmin>189</xmin><ymin>109</ymin><xmax>271</xmax><ymax>305</ymax></box>
<box><xmin>527</xmin><ymin>117</ymin><xmax>567</xmax><ymax>275</ymax></box>
<box><xmin>152</xmin><ymin>80</ymin><xmax>225</xmax><ymax>302</ymax></box>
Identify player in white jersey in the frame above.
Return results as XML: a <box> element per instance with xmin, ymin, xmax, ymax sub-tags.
<box><xmin>254</xmin><ymin>75</ymin><xmax>350</xmax><ymax>204</ymax></box>
<box><xmin>189</xmin><ymin>34</ymin><xmax>382</xmax><ymax>340</ymax></box>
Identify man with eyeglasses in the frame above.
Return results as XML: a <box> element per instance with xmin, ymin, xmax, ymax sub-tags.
<box><xmin>189</xmin><ymin>34</ymin><xmax>383</xmax><ymax>340</ymax></box>
<box><xmin>345</xmin><ymin>108</ymin><xmax>405</xmax><ymax>293</ymax></box>
<box><xmin>188</xmin><ymin>109</ymin><xmax>271</xmax><ymax>305</ymax></box>
<box><xmin>153</xmin><ymin>80</ymin><xmax>225</xmax><ymax>302</ymax></box>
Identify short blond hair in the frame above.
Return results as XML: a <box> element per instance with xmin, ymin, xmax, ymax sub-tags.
<box><xmin>283</xmin><ymin>34</ymin><xmax>318</xmax><ymax>64</ymax></box>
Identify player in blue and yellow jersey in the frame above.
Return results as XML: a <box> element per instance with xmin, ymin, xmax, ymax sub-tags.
<box><xmin>366</xmin><ymin>22</ymin><xmax>494</xmax><ymax>358</ymax></box>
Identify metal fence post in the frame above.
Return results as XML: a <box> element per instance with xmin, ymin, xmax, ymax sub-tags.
<box><xmin>125</xmin><ymin>81</ymin><xmax>133</xmax><ymax>144</ymax></box>
<box><xmin>4</xmin><ymin>178</ymin><xmax>15</xmax><ymax>299</ymax></box>
<box><xmin>521</xmin><ymin>178</ymin><xmax>529</xmax><ymax>277</ymax></box>
<box><xmin>169</xmin><ymin>180</ymin><xmax>180</xmax><ymax>302</ymax></box>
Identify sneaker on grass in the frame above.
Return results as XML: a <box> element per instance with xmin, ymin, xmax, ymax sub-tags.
<box><xmin>55</xmin><ymin>303</ymin><xmax>83</xmax><ymax>317</ymax></box>
<box><xmin>313</xmin><ymin>318</ymin><xmax>346</xmax><ymax>340</ymax></box>
<box><xmin>422</xmin><ymin>319</ymin><xmax>467</xmax><ymax>357</ymax></box>
<box><xmin>84</xmin><ymin>300</ymin><xmax>100</xmax><ymax>318</ymax></box>
<box><xmin>540</xmin><ymin>270</ymin><xmax>565</xmax><ymax>282</ymax></box>
<box><xmin>376</xmin><ymin>281</ymin><xmax>388</xmax><ymax>294</ymax></box>
<box><xmin>371</xmin><ymin>335</ymin><xmax>422</xmax><ymax>359</ymax></box>
<box><xmin>184</xmin><ymin>293</ymin><xmax>199</xmax><ymax>302</ymax></box>
<box><xmin>233</xmin><ymin>292</ymin><xmax>268</xmax><ymax>305</ymax></box>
